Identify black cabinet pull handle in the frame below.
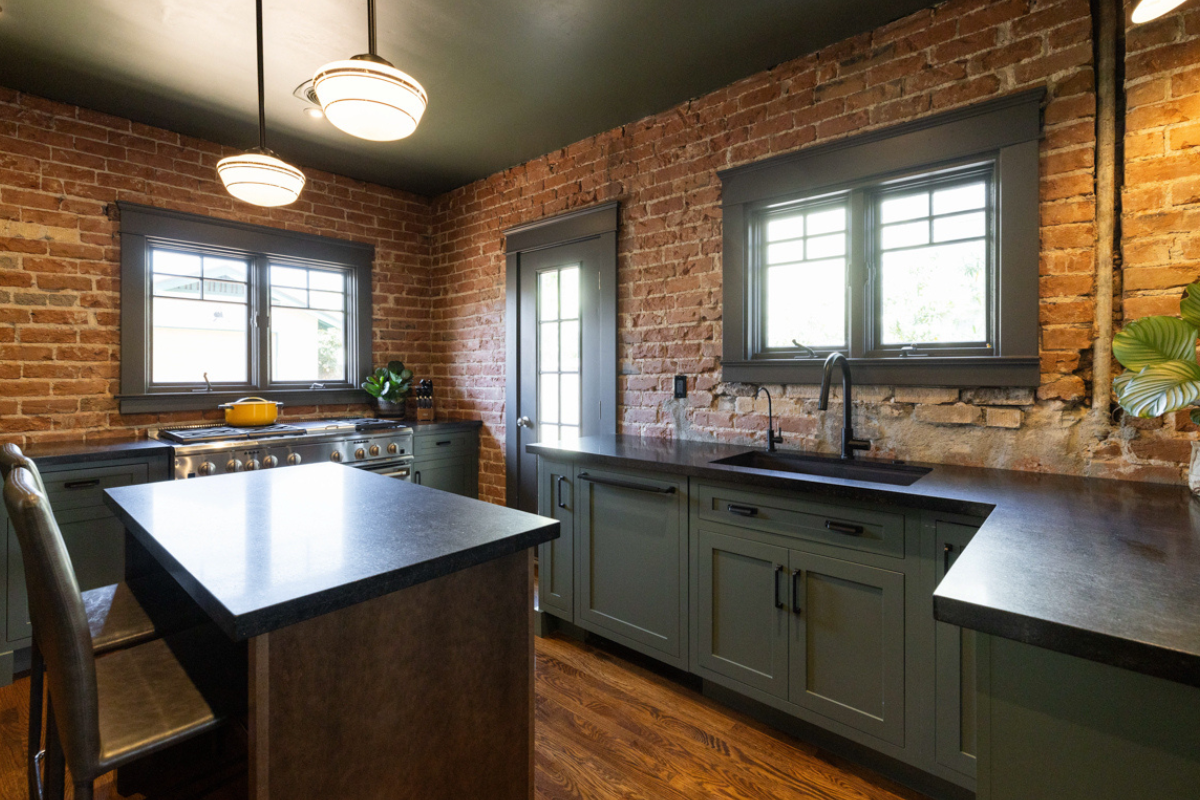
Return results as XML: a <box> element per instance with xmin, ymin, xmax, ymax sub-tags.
<box><xmin>435</xmin><ymin>440</ymin><xmax>452</xmax><ymax>446</ymax></box>
<box><xmin>578</xmin><ymin>473</ymin><xmax>676</xmax><ymax>494</ymax></box>
<box><xmin>943</xmin><ymin>542</ymin><xmax>955</xmax><ymax>574</ymax></box>
<box><xmin>791</xmin><ymin>569</ymin><xmax>803</xmax><ymax>614</ymax></box>
<box><xmin>774</xmin><ymin>565</ymin><xmax>785</xmax><ymax>610</ymax></box>
<box><xmin>556</xmin><ymin>475</ymin><xmax>569</xmax><ymax>509</ymax></box>
<box><xmin>63</xmin><ymin>479</ymin><xmax>100</xmax><ymax>490</ymax></box>
<box><xmin>414</xmin><ymin>471</ymin><xmax>421</xmax><ymax>485</ymax></box>
<box><xmin>825</xmin><ymin>520</ymin><xmax>864</xmax><ymax>536</ymax></box>
<box><xmin>726</xmin><ymin>503</ymin><xmax>759</xmax><ymax>517</ymax></box>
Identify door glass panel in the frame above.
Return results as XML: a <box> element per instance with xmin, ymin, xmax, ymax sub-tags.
<box><xmin>537</xmin><ymin>264</ymin><xmax>581</xmax><ymax>442</ymax></box>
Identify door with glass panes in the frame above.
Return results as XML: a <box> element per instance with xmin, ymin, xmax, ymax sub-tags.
<box><xmin>514</xmin><ymin>236</ymin><xmax>615</xmax><ymax>513</ymax></box>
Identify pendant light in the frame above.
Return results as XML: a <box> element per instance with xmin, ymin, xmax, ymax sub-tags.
<box><xmin>312</xmin><ymin>0</ymin><xmax>428</xmax><ymax>142</ymax></box>
<box><xmin>1131</xmin><ymin>0</ymin><xmax>1190</xmax><ymax>23</ymax></box>
<box><xmin>217</xmin><ymin>0</ymin><xmax>306</xmax><ymax>207</ymax></box>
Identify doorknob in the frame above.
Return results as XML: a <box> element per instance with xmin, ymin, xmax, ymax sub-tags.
<box><xmin>517</xmin><ymin>416</ymin><xmax>534</xmax><ymax>429</ymax></box>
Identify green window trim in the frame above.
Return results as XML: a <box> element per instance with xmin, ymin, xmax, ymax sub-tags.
<box><xmin>720</xmin><ymin>89</ymin><xmax>1044</xmax><ymax>388</ymax></box>
<box><xmin>117</xmin><ymin>203</ymin><xmax>374</xmax><ymax>414</ymax></box>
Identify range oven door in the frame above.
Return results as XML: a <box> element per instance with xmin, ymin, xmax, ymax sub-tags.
<box><xmin>356</xmin><ymin>458</ymin><xmax>414</xmax><ymax>481</ymax></box>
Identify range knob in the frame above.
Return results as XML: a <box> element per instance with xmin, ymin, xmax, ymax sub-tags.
<box><xmin>387</xmin><ymin>442</ymin><xmax>399</xmax><ymax>455</ymax></box>
<box><xmin>244</xmin><ymin>459</ymin><xmax>260</xmax><ymax>471</ymax></box>
<box><xmin>330</xmin><ymin>451</ymin><xmax>342</xmax><ymax>463</ymax></box>
<box><xmin>287</xmin><ymin>453</ymin><xmax>302</xmax><ymax>466</ymax></box>
<box><xmin>355</xmin><ymin>447</ymin><xmax>366</xmax><ymax>460</ymax></box>
<box><xmin>226</xmin><ymin>459</ymin><xmax>242</xmax><ymax>473</ymax></box>
<box><xmin>198</xmin><ymin>462</ymin><xmax>216</xmax><ymax>476</ymax></box>
<box><xmin>262</xmin><ymin>455</ymin><xmax>278</xmax><ymax>469</ymax></box>
<box><xmin>369</xmin><ymin>444</ymin><xmax>381</xmax><ymax>457</ymax></box>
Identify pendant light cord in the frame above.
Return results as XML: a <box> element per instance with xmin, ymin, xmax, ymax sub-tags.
<box><xmin>367</xmin><ymin>0</ymin><xmax>378</xmax><ymax>56</ymax></box>
<box><xmin>256</xmin><ymin>0</ymin><xmax>267</xmax><ymax>151</ymax></box>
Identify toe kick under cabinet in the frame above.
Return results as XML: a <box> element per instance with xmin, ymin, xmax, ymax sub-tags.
<box><xmin>536</xmin><ymin>456</ymin><xmax>982</xmax><ymax>793</ymax></box>
<box><xmin>0</xmin><ymin>450</ymin><xmax>171</xmax><ymax>686</ymax></box>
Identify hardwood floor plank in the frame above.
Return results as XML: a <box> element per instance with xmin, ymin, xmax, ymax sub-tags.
<box><xmin>1</xmin><ymin>634</ymin><xmax>929</xmax><ymax>800</ymax></box>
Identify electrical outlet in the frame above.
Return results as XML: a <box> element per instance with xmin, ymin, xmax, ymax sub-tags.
<box><xmin>674</xmin><ymin>375</ymin><xmax>687</xmax><ymax>399</ymax></box>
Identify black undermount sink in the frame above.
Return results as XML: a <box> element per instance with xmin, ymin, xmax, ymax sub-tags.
<box><xmin>710</xmin><ymin>450</ymin><xmax>932</xmax><ymax>486</ymax></box>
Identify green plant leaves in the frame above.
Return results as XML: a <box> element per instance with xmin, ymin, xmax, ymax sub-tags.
<box><xmin>1115</xmin><ymin>360</ymin><xmax>1200</xmax><ymax>418</ymax></box>
<box><xmin>1180</xmin><ymin>283</ymin><xmax>1200</xmax><ymax>330</ymax></box>
<box><xmin>362</xmin><ymin>361</ymin><xmax>413</xmax><ymax>402</ymax></box>
<box><xmin>1112</xmin><ymin>316</ymin><xmax>1198</xmax><ymax>371</ymax></box>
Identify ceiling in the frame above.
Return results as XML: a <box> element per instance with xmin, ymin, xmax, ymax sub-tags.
<box><xmin>0</xmin><ymin>1</ymin><xmax>938</xmax><ymax>197</ymax></box>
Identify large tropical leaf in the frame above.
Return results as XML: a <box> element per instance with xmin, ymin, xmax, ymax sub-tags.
<box><xmin>1115</xmin><ymin>360</ymin><xmax>1200</xmax><ymax>418</ymax></box>
<box><xmin>1181</xmin><ymin>283</ymin><xmax>1200</xmax><ymax>330</ymax></box>
<box><xmin>1112</xmin><ymin>316</ymin><xmax>1197</xmax><ymax>371</ymax></box>
<box><xmin>1112</xmin><ymin>369</ymin><xmax>1136</xmax><ymax>397</ymax></box>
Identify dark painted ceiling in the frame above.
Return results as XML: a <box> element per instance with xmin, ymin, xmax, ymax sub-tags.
<box><xmin>0</xmin><ymin>1</ymin><xmax>938</xmax><ymax>197</ymax></box>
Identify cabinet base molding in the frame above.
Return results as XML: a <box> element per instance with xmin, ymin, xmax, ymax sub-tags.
<box><xmin>704</xmin><ymin>681</ymin><xmax>973</xmax><ymax>800</ymax></box>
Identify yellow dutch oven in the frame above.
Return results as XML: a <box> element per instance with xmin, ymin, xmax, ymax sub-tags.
<box><xmin>217</xmin><ymin>397</ymin><xmax>283</xmax><ymax>427</ymax></box>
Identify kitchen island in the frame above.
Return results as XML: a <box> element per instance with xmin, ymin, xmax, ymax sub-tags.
<box><xmin>104</xmin><ymin>462</ymin><xmax>558</xmax><ymax>800</ymax></box>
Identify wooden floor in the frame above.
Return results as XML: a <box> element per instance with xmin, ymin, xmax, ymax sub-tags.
<box><xmin>0</xmin><ymin>635</ymin><xmax>927</xmax><ymax>800</ymax></box>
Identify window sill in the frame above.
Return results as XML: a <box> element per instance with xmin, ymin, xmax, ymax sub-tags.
<box><xmin>117</xmin><ymin>388</ymin><xmax>368</xmax><ymax>415</ymax></box>
<box><xmin>722</xmin><ymin>356</ymin><xmax>1039</xmax><ymax>387</ymax></box>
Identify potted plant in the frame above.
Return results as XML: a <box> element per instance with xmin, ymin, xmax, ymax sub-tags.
<box><xmin>362</xmin><ymin>360</ymin><xmax>414</xmax><ymax>418</ymax></box>
<box><xmin>1112</xmin><ymin>282</ymin><xmax>1200</xmax><ymax>490</ymax></box>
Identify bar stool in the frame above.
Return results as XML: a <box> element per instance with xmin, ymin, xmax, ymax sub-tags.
<box><xmin>0</xmin><ymin>445</ymin><xmax>206</xmax><ymax>799</ymax></box>
<box><xmin>4</xmin><ymin>466</ymin><xmax>246</xmax><ymax>800</ymax></box>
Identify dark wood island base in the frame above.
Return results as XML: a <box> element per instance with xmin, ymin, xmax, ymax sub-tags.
<box><xmin>248</xmin><ymin>550</ymin><xmax>534</xmax><ymax>800</ymax></box>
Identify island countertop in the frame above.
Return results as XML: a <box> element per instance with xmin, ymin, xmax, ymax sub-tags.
<box><xmin>103</xmin><ymin>462</ymin><xmax>559</xmax><ymax>640</ymax></box>
<box><xmin>529</xmin><ymin>435</ymin><xmax>1200</xmax><ymax>688</ymax></box>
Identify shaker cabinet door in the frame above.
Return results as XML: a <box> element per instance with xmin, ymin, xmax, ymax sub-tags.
<box><xmin>934</xmin><ymin>520</ymin><xmax>980</xmax><ymax>778</ymax></box>
<box><xmin>536</xmin><ymin>459</ymin><xmax>574</xmax><ymax>620</ymax></box>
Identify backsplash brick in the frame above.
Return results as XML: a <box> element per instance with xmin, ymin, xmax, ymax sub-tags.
<box><xmin>0</xmin><ymin>89</ymin><xmax>434</xmax><ymax>445</ymax></box>
<box><xmin>429</xmin><ymin>0</ymin><xmax>1200</xmax><ymax>504</ymax></box>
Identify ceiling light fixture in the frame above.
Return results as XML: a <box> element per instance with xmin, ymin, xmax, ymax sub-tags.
<box><xmin>1131</xmin><ymin>0</ymin><xmax>1190</xmax><ymax>23</ymax></box>
<box><xmin>311</xmin><ymin>0</ymin><xmax>427</xmax><ymax>142</ymax></box>
<box><xmin>217</xmin><ymin>0</ymin><xmax>305</xmax><ymax>207</ymax></box>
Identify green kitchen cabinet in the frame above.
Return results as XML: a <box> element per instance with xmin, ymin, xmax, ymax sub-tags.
<box><xmin>934</xmin><ymin>519</ymin><xmax>980</xmax><ymax>779</ymax></box>
<box><xmin>536</xmin><ymin>459</ymin><xmax>574</xmax><ymax>620</ymax></box>
<box><xmin>693</xmin><ymin>523</ymin><xmax>906</xmax><ymax>746</ymax></box>
<box><xmin>1</xmin><ymin>454</ymin><xmax>168</xmax><ymax>686</ymax></box>
<box><xmin>412</xmin><ymin>426</ymin><xmax>480</xmax><ymax>499</ymax></box>
<box><xmin>575</xmin><ymin>466</ymin><xmax>688</xmax><ymax>668</ymax></box>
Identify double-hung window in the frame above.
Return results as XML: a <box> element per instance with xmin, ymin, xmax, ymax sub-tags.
<box><xmin>722</xmin><ymin>89</ymin><xmax>1043</xmax><ymax>387</ymax></box>
<box><xmin>119</xmin><ymin>204</ymin><xmax>373</xmax><ymax>413</ymax></box>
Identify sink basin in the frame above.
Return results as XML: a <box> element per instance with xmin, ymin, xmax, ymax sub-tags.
<box><xmin>710</xmin><ymin>450</ymin><xmax>932</xmax><ymax>486</ymax></box>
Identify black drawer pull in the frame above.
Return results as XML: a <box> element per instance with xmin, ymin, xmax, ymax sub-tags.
<box><xmin>825</xmin><ymin>520</ymin><xmax>864</xmax><ymax>536</ymax></box>
<box><xmin>726</xmin><ymin>503</ymin><xmax>759</xmax><ymax>517</ymax></box>
<box><xmin>63</xmin><ymin>479</ymin><xmax>100</xmax><ymax>490</ymax></box>
<box><xmin>943</xmin><ymin>542</ymin><xmax>955</xmax><ymax>574</ymax></box>
<box><xmin>791</xmin><ymin>569</ymin><xmax>803</xmax><ymax>614</ymax></box>
<box><xmin>774</xmin><ymin>565</ymin><xmax>785</xmax><ymax>610</ymax></box>
<box><xmin>578</xmin><ymin>473</ymin><xmax>676</xmax><ymax>494</ymax></box>
<box><xmin>435</xmin><ymin>440</ymin><xmax>453</xmax><ymax>446</ymax></box>
<box><xmin>556</xmin><ymin>475</ymin><xmax>569</xmax><ymax>509</ymax></box>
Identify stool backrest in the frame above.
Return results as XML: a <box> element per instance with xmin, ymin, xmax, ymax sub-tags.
<box><xmin>3</xmin><ymin>467</ymin><xmax>100</xmax><ymax>778</ymax></box>
<box><xmin>0</xmin><ymin>443</ymin><xmax>46</xmax><ymax>493</ymax></box>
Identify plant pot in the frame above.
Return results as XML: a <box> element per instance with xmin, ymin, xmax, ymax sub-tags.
<box><xmin>374</xmin><ymin>399</ymin><xmax>407</xmax><ymax>419</ymax></box>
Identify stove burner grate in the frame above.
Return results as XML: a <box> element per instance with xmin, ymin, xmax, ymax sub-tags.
<box><xmin>158</xmin><ymin>424</ymin><xmax>306</xmax><ymax>444</ymax></box>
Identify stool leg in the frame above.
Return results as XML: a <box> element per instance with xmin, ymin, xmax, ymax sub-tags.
<box><xmin>27</xmin><ymin>639</ymin><xmax>44</xmax><ymax>800</ymax></box>
<box><xmin>42</xmin><ymin>698</ymin><xmax>64</xmax><ymax>800</ymax></box>
<box><xmin>72</xmin><ymin>782</ymin><xmax>93</xmax><ymax>800</ymax></box>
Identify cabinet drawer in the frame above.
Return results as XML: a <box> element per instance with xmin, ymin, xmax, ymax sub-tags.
<box><xmin>696</xmin><ymin>483</ymin><xmax>905</xmax><ymax>559</ymax></box>
<box><xmin>43</xmin><ymin>463</ymin><xmax>149</xmax><ymax>511</ymax></box>
<box><xmin>414</xmin><ymin>431</ymin><xmax>474</xmax><ymax>458</ymax></box>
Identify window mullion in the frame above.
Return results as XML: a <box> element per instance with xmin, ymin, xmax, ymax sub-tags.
<box><xmin>847</xmin><ymin>189</ymin><xmax>868</xmax><ymax>360</ymax></box>
<box><xmin>254</xmin><ymin>255</ymin><xmax>270</xmax><ymax>390</ymax></box>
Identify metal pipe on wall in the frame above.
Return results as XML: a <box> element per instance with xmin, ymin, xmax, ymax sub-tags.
<box><xmin>1091</xmin><ymin>0</ymin><xmax>1123</xmax><ymax>413</ymax></box>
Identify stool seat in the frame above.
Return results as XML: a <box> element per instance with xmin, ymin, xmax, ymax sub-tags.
<box><xmin>96</xmin><ymin>624</ymin><xmax>246</xmax><ymax>770</ymax></box>
<box><xmin>85</xmin><ymin>572</ymin><xmax>207</xmax><ymax>655</ymax></box>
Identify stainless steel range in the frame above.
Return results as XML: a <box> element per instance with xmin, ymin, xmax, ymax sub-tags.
<box><xmin>156</xmin><ymin>418</ymin><xmax>414</xmax><ymax>481</ymax></box>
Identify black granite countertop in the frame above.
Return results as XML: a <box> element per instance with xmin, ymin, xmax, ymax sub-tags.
<box><xmin>23</xmin><ymin>439</ymin><xmax>174</xmax><ymax>467</ymax></box>
<box><xmin>104</xmin><ymin>462</ymin><xmax>557</xmax><ymax>640</ymax></box>
<box><xmin>529</xmin><ymin>435</ymin><xmax>1200</xmax><ymax>688</ymax></box>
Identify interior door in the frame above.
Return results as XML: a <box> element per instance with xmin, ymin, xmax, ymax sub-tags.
<box><xmin>512</xmin><ymin>239</ymin><xmax>615</xmax><ymax>512</ymax></box>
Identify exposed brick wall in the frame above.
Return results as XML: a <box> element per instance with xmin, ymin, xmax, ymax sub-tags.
<box><xmin>430</xmin><ymin>0</ymin><xmax>1200</xmax><ymax>506</ymax></box>
<box><xmin>0</xmin><ymin>88</ymin><xmax>433</xmax><ymax>446</ymax></box>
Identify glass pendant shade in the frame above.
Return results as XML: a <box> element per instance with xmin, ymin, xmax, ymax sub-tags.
<box><xmin>1131</xmin><ymin>0</ymin><xmax>1189</xmax><ymax>22</ymax></box>
<box><xmin>312</xmin><ymin>56</ymin><xmax>427</xmax><ymax>141</ymax></box>
<box><xmin>217</xmin><ymin>150</ymin><xmax>306</xmax><ymax>207</ymax></box>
